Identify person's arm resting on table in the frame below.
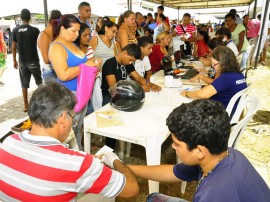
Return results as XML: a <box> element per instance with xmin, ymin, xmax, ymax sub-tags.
<box><xmin>181</xmin><ymin>85</ymin><xmax>217</xmax><ymax>99</ymax></box>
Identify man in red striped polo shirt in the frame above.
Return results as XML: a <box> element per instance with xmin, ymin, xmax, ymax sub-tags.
<box><xmin>175</xmin><ymin>13</ymin><xmax>197</xmax><ymax>55</ymax></box>
<box><xmin>0</xmin><ymin>82</ymin><xmax>138</xmax><ymax>201</ymax></box>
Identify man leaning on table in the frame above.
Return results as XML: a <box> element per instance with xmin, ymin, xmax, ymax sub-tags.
<box><xmin>0</xmin><ymin>82</ymin><xmax>139</xmax><ymax>201</ymax></box>
<box><xmin>129</xmin><ymin>99</ymin><xmax>270</xmax><ymax>202</ymax></box>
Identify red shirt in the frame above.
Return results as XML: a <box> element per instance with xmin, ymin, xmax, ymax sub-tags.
<box><xmin>196</xmin><ymin>40</ymin><xmax>210</xmax><ymax>57</ymax></box>
<box><xmin>149</xmin><ymin>44</ymin><xmax>166</xmax><ymax>73</ymax></box>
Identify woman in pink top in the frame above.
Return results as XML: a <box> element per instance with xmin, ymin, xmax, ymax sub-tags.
<box><xmin>149</xmin><ymin>31</ymin><xmax>171</xmax><ymax>73</ymax></box>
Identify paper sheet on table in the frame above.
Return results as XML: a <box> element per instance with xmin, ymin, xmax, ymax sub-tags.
<box><xmin>95</xmin><ymin>110</ymin><xmax>124</xmax><ymax>128</ymax></box>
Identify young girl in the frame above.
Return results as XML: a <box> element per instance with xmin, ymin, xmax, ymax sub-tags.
<box><xmin>193</xmin><ymin>30</ymin><xmax>210</xmax><ymax>57</ymax></box>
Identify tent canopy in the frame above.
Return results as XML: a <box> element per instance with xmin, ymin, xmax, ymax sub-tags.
<box><xmin>143</xmin><ymin>0</ymin><xmax>254</xmax><ymax>9</ymax></box>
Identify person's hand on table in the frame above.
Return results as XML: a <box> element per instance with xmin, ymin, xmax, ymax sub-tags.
<box><xmin>197</xmin><ymin>68</ymin><xmax>208</xmax><ymax>74</ymax></box>
<box><xmin>188</xmin><ymin>74</ymin><xmax>201</xmax><ymax>83</ymax></box>
<box><xmin>99</xmin><ymin>151</ymin><xmax>122</xmax><ymax>169</ymax></box>
<box><xmin>180</xmin><ymin>90</ymin><xmax>188</xmax><ymax>97</ymax></box>
<box><xmin>142</xmin><ymin>85</ymin><xmax>151</xmax><ymax>92</ymax></box>
<box><xmin>150</xmin><ymin>82</ymin><xmax>161</xmax><ymax>92</ymax></box>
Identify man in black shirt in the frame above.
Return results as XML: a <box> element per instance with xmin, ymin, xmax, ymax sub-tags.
<box><xmin>12</xmin><ymin>9</ymin><xmax>42</xmax><ymax>112</ymax></box>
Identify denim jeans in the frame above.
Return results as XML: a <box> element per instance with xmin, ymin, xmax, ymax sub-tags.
<box><xmin>147</xmin><ymin>193</ymin><xmax>189</xmax><ymax>202</ymax></box>
<box><xmin>42</xmin><ymin>64</ymin><xmax>57</xmax><ymax>84</ymax></box>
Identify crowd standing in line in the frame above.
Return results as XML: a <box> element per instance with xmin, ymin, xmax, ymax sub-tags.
<box><xmin>1</xmin><ymin>2</ymin><xmax>270</xmax><ymax>201</ymax></box>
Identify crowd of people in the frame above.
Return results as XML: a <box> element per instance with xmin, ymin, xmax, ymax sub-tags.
<box><xmin>0</xmin><ymin>2</ymin><xmax>270</xmax><ymax>201</ymax></box>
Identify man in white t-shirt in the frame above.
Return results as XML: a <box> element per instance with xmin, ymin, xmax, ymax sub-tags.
<box><xmin>133</xmin><ymin>36</ymin><xmax>161</xmax><ymax>90</ymax></box>
<box><xmin>134</xmin><ymin>37</ymin><xmax>152</xmax><ymax>78</ymax></box>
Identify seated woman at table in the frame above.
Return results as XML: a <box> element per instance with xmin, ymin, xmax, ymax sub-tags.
<box><xmin>149</xmin><ymin>31</ymin><xmax>171</xmax><ymax>73</ymax></box>
<box><xmin>181</xmin><ymin>46</ymin><xmax>247</xmax><ymax>109</ymax></box>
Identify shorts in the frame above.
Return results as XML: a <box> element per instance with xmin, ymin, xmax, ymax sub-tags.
<box><xmin>42</xmin><ymin>64</ymin><xmax>57</xmax><ymax>84</ymax></box>
<box><xmin>19</xmin><ymin>61</ymin><xmax>43</xmax><ymax>88</ymax></box>
<box><xmin>147</xmin><ymin>193</ymin><xmax>188</xmax><ymax>202</ymax></box>
<box><xmin>0</xmin><ymin>52</ymin><xmax>6</xmax><ymax>70</ymax></box>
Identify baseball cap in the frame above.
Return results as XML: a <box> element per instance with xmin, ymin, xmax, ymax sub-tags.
<box><xmin>21</xmin><ymin>9</ymin><xmax>31</xmax><ymax>21</ymax></box>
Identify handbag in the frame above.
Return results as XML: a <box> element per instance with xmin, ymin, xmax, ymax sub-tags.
<box><xmin>74</xmin><ymin>63</ymin><xmax>98</xmax><ymax>112</ymax></box>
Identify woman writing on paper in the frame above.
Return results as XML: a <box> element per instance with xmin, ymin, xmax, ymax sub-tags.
<box><xmin>181</xmin><ymin>46</ymin><xmax>247</xmax><ymax>109</ymax></box>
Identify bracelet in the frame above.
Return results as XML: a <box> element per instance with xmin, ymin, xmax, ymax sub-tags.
<box><xmin>185</xmin><ymin>91</ymin><xmax>190</xmax><ymax>98</ymax></box>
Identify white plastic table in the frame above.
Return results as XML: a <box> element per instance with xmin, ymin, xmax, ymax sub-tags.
<box><xmin>83</xmin><ymin>70</ymin><xmax>199</xmax><ymax>194</ymax></box>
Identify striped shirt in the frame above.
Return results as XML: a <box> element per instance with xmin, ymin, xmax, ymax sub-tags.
<box><xmin>86</xmin><ymin>46</ymin><xmax>94</xmax><ymax>59</ymax></box>
<box><xmin>175</xmin><ymin>24</ymin><xmax>196</xmax><ymax>38</ymax></box>
<box><xmin>0</xmin><ymin>131</ymin><xmax>125</xmax><ymax>201</ymax></box>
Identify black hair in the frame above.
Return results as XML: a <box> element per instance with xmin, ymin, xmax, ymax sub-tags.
<box><xmin>147</xmin><ymin>13</ymin><xmax>153</xmax><ymax>17</ymax></box>
<box><xmin>157</xmin><ymin>5</ymin><xmax>164</xmax><ymax>11</ymax></box>
<box><xmin>212</xmin><ymin>46</ymin><xmax>240</xmax><ymax>73</ymax></box>
<box><xmin>74</xmin><ymin>23</ymin><xmax>90</xmax><ymax>48</ymax></box>
<box><xmin>138</xmin><ymin>36</ymin><xmax>153</xmax><ymax>47</ymax></box>
<box><xmin>198</xmin><ymin>30</ymin><xmax>209</xmax><ymax>45</ymax></box>
<box><xmin>122</xmin><ymin>43</ymin><xmax>141</xmax><ymax>60</ymax></box>
<box><xmin>207</xmin><ymin>37</ymin><xmax>222</xmax><ymax>50</ymax></box>
<box><xmin>29</xmin><ymin>82</ymin><xmax>76</xmax><ymax>128</ymax></box>
<box><xmin>225</xmin><ymin>13</ymin><xmax>236</xmax><ymax>20</ymax></box>
<box><xmin>20</xmin><ymin>8</ymin><xmax>31</xmax><ymax>21</ymax></box>
<box><xmin>52</xmin><ymin>14</ymin><xmax>80</xmax><ymax>41</ymax></box>
<box><xmin>257</xmin><ymin>14</ymin><xmax>261</xmax><ymax>19</ymax></box>
<box><xmin>166</xmin><ymin>99</ymin><xmax>230</xmax><ymax>154</ymax></box>
<box><xmin>215</xmin><ymin>27</ymin><xmax>232</xmax><ymax>39</ymax></box>
<box><xmin>78</xmin><ymin>1</ymin><xmax>90</xmax><ymax>10</ymax></box>
<box><xmin>158</xmin><ymin>13</ymin><xmax>166</xmax><ymax>21</ymax></box>
<box><xmin>98</xmin><ymin>20</ymin><xmax>117</xmax><ymax>35</ymax></box>
<box><xmin>49</xmin><ymin>9</ymin><xmax>62</xmax><ymax>23</ymax></box>
<box><xmin>229</xmin><ymin>9</ymin><xmax>237</xmax><ymax>15</ymax></box>
<box><xmin>183</xmin><ymin>13</ymin><xmax>191</xmax><ymax>18</ymax></box>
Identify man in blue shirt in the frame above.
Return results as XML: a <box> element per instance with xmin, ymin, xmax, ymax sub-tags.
<box><xmin>129</xmin><ymin>99</ymin><xmax>270</xmax><ymax>202</ymax></box>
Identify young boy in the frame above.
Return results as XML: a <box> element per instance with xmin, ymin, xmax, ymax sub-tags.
<box><xmin>102</xmin><ymin>43</ymin><xmax>160</xmax><ymax>106</ymax></box>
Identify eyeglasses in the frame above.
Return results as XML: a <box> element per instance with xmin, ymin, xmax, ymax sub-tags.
<box><xmin>212</xmin><ymin>63</ymin><xmax>220</xmax><ymax>68</ymax></box>
<box><xmin>120</xmin><ymin>65</ymin><xmax>126</xmax><ymax>79</ymax></box>
<box><xmin>67</xmin><ymin>112</ymin><xmax>78</xmax><ymax>127</ymax></box>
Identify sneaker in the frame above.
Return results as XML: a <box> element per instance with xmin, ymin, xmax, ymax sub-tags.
<box><xmin>0</xmin><ymin>81</ymin><xmax>4</xmax><ymax>86</ymax></box>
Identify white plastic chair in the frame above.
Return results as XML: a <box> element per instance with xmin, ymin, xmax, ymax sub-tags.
<box><xmin>228</xmin><ymin>96</ymin><xmax>260</xmax><ymax>148</ymax></box>
<box><xmin>226</xmin><ymin>86</ymin><xmax>251</xmax><ymax>122</ymax></box>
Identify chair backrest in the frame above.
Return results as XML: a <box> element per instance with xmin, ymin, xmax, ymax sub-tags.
<box><xmin>226</xmin><ymin>85</ymin><xmax>250</xmax><ymax>121</ymax></box>
<box><xmin>228</xmin><ymin>96</ymin><xmax>260</xmax><ymax>148</ymax></box>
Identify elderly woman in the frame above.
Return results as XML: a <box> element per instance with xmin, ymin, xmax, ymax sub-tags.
<box><xmin>225</xmin><ymin>13</ymin><xmax>249</xmax><ymax>69</ymax></box>
<box><xmin>117</xmin><ymin>10</ymin><xmax>137</xmax><ymax>49</ymax></box>
<box><xmin>181</xmin><ymin>46</ymin><xmax>247</xmax><ymax>109</ymax></box>
<box><xmin>149</xmin><ymin>31</ymin><xmax>171</xmax><ymax>73</ymax></box>
<box><xmin>49</xmin><ymin>14</ymin><xmax>99</xmax><ymax>150</ymax></box>
<box><xmin>153</xmin><ymin>13</ymin><xmax>170</xmax><ymax>43</ymax></box>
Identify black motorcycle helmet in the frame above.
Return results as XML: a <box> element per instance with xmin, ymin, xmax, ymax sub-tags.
<box><xmin>109</xmin><ymin>80</ymin><xmax>145</xmax><ymax>112</ymax></box>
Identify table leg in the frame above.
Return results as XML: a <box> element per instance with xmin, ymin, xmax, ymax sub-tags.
<box><xmin>84</xmin><ymin>123</ymin><xmax>91</xmax><ymax>154</ymax></box>
<box><xmin>145</xmin><ymin>137</ymin><xmax>162</xmax><ymax>194</ymax></box>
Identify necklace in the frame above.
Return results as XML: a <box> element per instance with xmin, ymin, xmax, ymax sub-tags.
<box><xmin>197</xmin><ymin>150</ymin><xmax>229</xmax><ymax>190</ymax></box>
